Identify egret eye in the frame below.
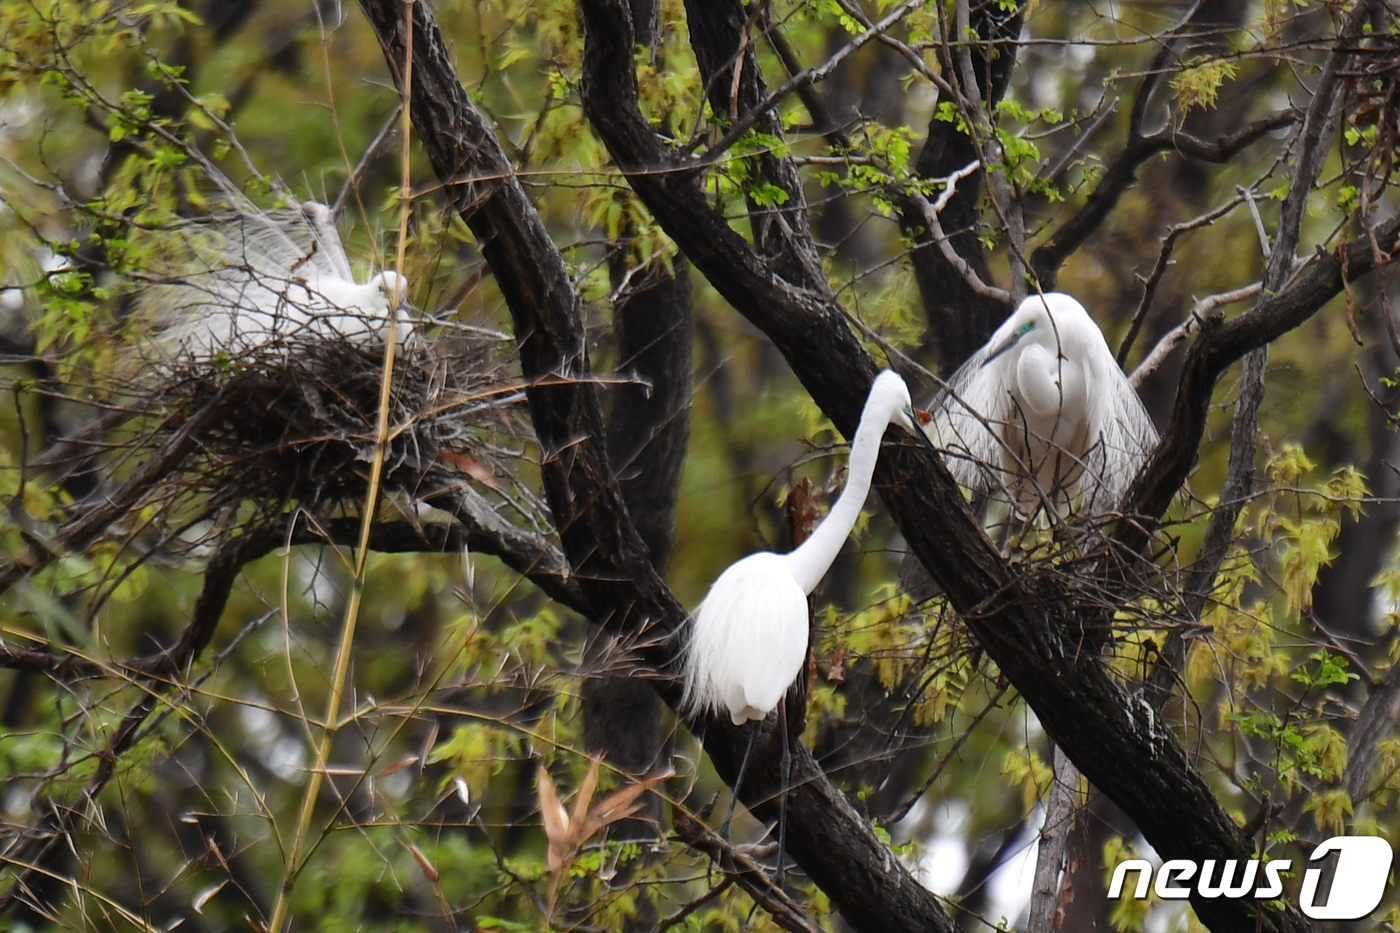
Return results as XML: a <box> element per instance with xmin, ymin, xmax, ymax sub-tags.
<box><xmin>1017</xmin><ymin>320</ymin><xmax>1036</xmax><ymax>336</ymax></box>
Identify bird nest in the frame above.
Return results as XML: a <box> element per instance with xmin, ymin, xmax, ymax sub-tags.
<box><xmin>115</xmin><ymin>324</ymin><xmax>531</xmax><ymax>526</ymax></box>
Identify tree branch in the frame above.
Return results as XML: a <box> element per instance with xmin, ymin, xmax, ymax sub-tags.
<box><xmin>894</xmin><ymin>0</ymin><xmax>1020</xmax><ymax>371</ymax></box>
<box><xmin>361</xmin><ymin>3</ymin><xmax>961</xmax><ymax>930</ymax></box>
<box><xmin>1026</xmin><ymin>745</ymin><xmax>1078</xmax><ymax>933</ymax></box>
<box><xmin>673</xmin><ymin>807</ymin><xmax>825</xmax><ymax>933</ymax></box>
<box><xmin>421</xmin><ymin>484</ymin><xmax>590</xmax><ymax>613</ymax></box>
<box><xmin>1121</xmin><ymin>0</ymin><xmax>1388</xmax><ymax>546</ymax></box>
<box><xmin>576</xmin><ymin>4</ymin><xmax>1321</xmax><ymax>930</ymax></box>
<box><xmin>1029</xmin><ymin>110</ymin><xmax>1296</xmax><ymax>290</ymax></box>
<box><xmin>0</xmin><ymin>531</ymin><xmax>260</xmax><ymax>918</ymax></box>
<box><xmin>1120</xmin><ymin>214</ymin><xmax>1400</xmax><ymax>548</ymax></box>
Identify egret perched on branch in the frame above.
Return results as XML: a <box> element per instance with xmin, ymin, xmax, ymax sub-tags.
<box><xmin>930</xmin><ymin>292</ymin><xmax>1157</xmax><ymax>518</ymax></box>
<box><xmin>148</xmin><ymin>199</ymin><xmax>413</xmax><ymax>357</ymax></box>
<box><xmin>681</xmin><ymin>369</ymin><xmax>936</xmax><ymax>881</ymax></box>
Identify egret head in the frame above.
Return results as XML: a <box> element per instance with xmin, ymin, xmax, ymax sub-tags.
<box><xmin>872</xmin><ymin>369</ymin><xmax>938</xmax><ymax>452</ymax></box>
<box><xmin>372</xmin><ymin>270</ymin><xmax>410</xmax><ymax>312</ymax></box>
<box><xmin>981</xmin><ymin>292</ymin><xmax>1097</xmax><ymax>369</ymax></box>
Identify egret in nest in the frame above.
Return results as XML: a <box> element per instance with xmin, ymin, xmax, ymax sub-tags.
<box><xmin>930</xmin><ymin>292</ymin><xmax>1157</xmax><ymax>520</ymax></box>
<box><xmin>145</xmin><ymin>199</ymin><xmax>413</xmax><ymax>358</ymax></box>
<box><xmin>681</xmin><ymin>369</ymin><xmax>935</xmax><ymax>883</ymax></box>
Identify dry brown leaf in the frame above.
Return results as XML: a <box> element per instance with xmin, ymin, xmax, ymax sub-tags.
<box><xmin>539</xmin><ymin>760</ymin><xmax>672</xmax><ymax>879</ymax></box>
<box><xmin>192</xmin><ymin>879</ymin><xmax>227</xmax><ymax>914</ymax></box>
<box><xmin>377</xmin><ymin>755</ymin><xmax>420</xmax><ymax>777</ymax></box>
<box><xmin>580</xmin><ymin>771</ymin><xmax>672</xmax><ymax>840</ymax></box>
<box><xmin>571</xmin><ymin>757</ymin><xmax>602</xmax><ymax>830</ymax></box>
<box><xmin>537</xmin><ymin>766</ymin><xmax>570</xmax><ymax>873</ymax></box>
<box><xmin>406</xmin><ymin>840</ymin><xmax>439</xmax><ymax>882</ymax></box>
<box><xmin>441</xmin><ymin>451</ymin><xmax>504</xmax><ymax>491</ymax></box>
<box><xmin>828</xmin><ymin>648</ymin><xmax>847</xmax><ymax>683</ymax></box>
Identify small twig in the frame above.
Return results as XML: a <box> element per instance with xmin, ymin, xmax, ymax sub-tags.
<box><xmin>0</xmin><ymin>536</ymin><xmax>259</xmax><ymax>918</ymax></box>
<box><xmin>1304</xmin><ymin>609</ymin><xmax>1378</xmax><ymax>689</ymax></box>
<box><xmin>1240</xmin><ymin>185</ymin><xmax>1273</xmax><ymax>259</ymax></box>
<box><xmin>885</xmin><ymin>683</ymin><xmax>1009</xmax><ymax>825</ymax></box>
<box><xmin>832</xmin><ymin>0</ymin><xmax>956</xmax><ymax>100</ymax></box>
<box><xmin>332</xmin><ymin>104</ymin><xmax>404</xmax><ymax>219</ymax></box>
<box><xmin>762</xmin><ymin>10</ymin><xmax>848</xmax><ymax>148</ymax></box>
<box><xmin>1129</xmin><ymin>284</ymin><xmax>1261</xmax><ymax>388</ymax></box>
<box><xmin>652</xmin><ymin>878</ymin><xmax>733</xmax><ymax>933</ymax></box>
<box><xmin>1119</xmin><ymin>193</ymin><xmax>1248</xmax><ymax>366</ymax></box>
<box><xmin>1046</xmin><ymin>95</ymin><xmax>1119</xmax><ymax>184</ymax></box>
<box><xmin>0</xmin><ymin>398</ymin><xmax>224</xmax><ymax>599</ymax></box>
<box><xmin>909</xmin><ymin>162</ymin><xmax>1012</xmax><ymax>304</ymax></box>
<box><xmin>672</xmin><ymin>806</ymin><xmax>824</xmax><ymax>933</ymax></box>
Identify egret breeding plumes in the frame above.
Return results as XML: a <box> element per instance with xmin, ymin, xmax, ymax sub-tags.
<box><xmin>145</xmin><ymin>199</ymin><xmax>413</xmax><ymax>358</ymax></box>
<box><xmin>110</xmin><ymin>182</ymin><xmax>524</xmax><ymax>518</ymax></box>
<box><xmin>681</xmin><ymin>369</ymin><xmax>936</xmax><ymax>879</ymax></box>
<box><xmin>930</xmin><ymin>292</ymin><xmax>1158</xmax><ymax>519</ymax></box>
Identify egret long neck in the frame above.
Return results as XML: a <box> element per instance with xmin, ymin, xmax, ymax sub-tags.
<box><xmin>787</xmin><ymin>399</ymin><xmax>890</xmax><ymax>594</ymax></box>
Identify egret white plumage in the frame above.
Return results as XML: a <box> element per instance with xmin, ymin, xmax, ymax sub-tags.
<box><xmin>147</xmin><ymin>199</ymin><xmax>413</xmax><ymax>357</ymax></box>
<box><xmin>681</xmin><ymin>369</ymin><xmax>936</xmax><ymax>880</ymax></box>
<box><xmin>930</xmin><ymin>292</ymin><xmax>1157</xmax><ymax>518</ymax></box>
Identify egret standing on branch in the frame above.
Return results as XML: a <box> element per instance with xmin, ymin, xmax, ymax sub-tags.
<box><xmin>930</xmin><ymin>292</ymin><xmax>1157</xmax><ymax>519</ymax></box>
<box><xmin>681</xmin><ymin>369</ymin><xmax>936</xmax><ymax>881</ymax></box>
<box><xmin>147</xmin><ymin>199</ymin><xmax>414</xmax><ymax>358</ymax></box>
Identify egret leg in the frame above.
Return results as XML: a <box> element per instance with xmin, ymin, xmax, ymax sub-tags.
<box><xmin>776</xmin><ymin>697</ymin><xmax>791</xmax><ymax>888</ymax></box>
<box><xmin>719</xmin><ymin>720</ymin><xmax>759</xmax><ymax>840</ymax></box>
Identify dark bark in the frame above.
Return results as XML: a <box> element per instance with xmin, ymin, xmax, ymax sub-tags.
<box><xmin>583</xmin><ymin>253</ymin><xmax>695</xmax><ymax>837</ymax></box>
<box><xmin>605</xmin><ymin>258</ymin><xmax>694</xmax><ymax>570</ymax></box>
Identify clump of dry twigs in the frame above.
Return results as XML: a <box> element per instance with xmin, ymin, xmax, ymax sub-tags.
<box><xmin>142</xmin><ymin>326</ymin><xmax>527</xmax><ymax>512</ymax></box>
<box><xmin>11</xmin><ymin>320</ymin><xmax>537</xmax><ymax>578</ymax></box>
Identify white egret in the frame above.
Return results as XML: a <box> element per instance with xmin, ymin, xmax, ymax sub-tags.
<box><xmin>681</xmin><ymin>369</ymin><xmax>935</xmax><ymax>881</ymax></box>
<box><xmin>148</xmin><ymin>200</ymin><xmax>413</xmax><ymax>358</ymax></box>
<box><xmin>930</xmin><ymin>292</ymin><xmax>1157</xmax><ymax>519</ymax></box>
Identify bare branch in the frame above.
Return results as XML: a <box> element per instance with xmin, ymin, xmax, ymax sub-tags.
<box><xmin>673</xmin><ymin>806</ymin><xmax>825</xmax><ymax>933</ymax></box>
<box><xmin>1026</xmin><ymin>746</ymin><xmax>1078</xmax><ymax>933</ymax></box>
<box><xmin>909</xmin><ymin>163</ymin><xmax>1012</xmax><ymax>304</ymax></box>
<box><xmin>1030</xmin><ymin>110</ymin><xmax>1298</xmax><ymax>289</ymax></box>
<box><xmin>1129</xmin><ymin>283</ymin><xmax>1260</xmax><ymax>388</ymax></box>
<box><xmin>1119</xmin><ymin>194</ymin><xmax>1248</xmax><ymax>367</ymax></box>
<box><xmin>0</xmin><ymin>532</ymin><xmax>261</xmax><ymax>916</ymax></box>
<box><xmin>696</xmin><ymin>0</ymin><xmax>934</xmax><ymax>166</ymax></box>
<box><xmin>1122</xmin><ymin>214</ymin><xmax>1400</xmax><ymax>544</ymax></box>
